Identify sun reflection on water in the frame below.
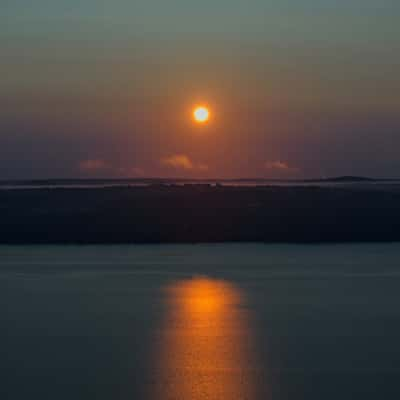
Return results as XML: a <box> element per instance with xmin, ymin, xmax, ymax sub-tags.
<box><xmin>152</xmin><ymin>277</ymin><xmax>262</xmax><ymax>400</ymax></box>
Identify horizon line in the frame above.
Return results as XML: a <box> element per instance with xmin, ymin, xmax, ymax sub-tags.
<box><xmin>1</xmin><ymin>175</ymin><xmax>400</xmax><ymax>185</ymax></box>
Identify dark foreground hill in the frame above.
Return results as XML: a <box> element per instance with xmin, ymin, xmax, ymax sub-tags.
<box><xmin>1</xmin><ymin>184</ymin><xmax>400</xmax><ymax>243</ymax></box>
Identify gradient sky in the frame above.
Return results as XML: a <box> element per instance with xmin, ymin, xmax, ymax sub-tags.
<box><xmin>1</xmin><ymin>0</ymin><xmax>399</xmax><ymax>179</ymax></box>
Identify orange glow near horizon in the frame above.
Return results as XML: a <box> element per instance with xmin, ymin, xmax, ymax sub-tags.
<box><xmin>151</xmin><ymin>277</ymin><xmax>266</xmax><ymax>400</ymax></box>
<box><xmin>193</xmin><ymin>106</ymin><xmax>210</xmax><ymax>123</ymax></box>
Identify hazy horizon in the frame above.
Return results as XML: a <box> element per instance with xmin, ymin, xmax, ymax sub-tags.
<box><xmin>1</xmin><ymin>174</ymin><xmax>400</xmax><ymax>184</ymax></box>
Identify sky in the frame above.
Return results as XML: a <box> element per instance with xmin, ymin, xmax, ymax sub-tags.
<box><xmin>1</xmin><ymin>0</ymin><xmax>399</xmax><ymax>179</ymax></box>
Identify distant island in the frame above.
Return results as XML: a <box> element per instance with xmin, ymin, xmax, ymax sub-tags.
<box><xmin>0</xmin><ymin>175</ymin><xmax>396</xmax><ymax>189</ymax></box>
<box><xmin>317</xmin><ymin>176</ymin><xmax>375</xmax><ymax>182</ymax></box>
<box><xmin>1</xmin><ymin>182</ymin><xmax>400</xmax><ymax>244</ymax></box>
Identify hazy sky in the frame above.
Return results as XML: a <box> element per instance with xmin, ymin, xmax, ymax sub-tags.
<box><xmin>1</xmin><ymin>0</ymin><xmax>399</xmax><ymax>179</ymax></box>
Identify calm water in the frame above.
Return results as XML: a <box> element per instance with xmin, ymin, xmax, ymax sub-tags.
<box><xmin>1</xmin><ymin>244</ymin><xmax>400</xmax><ymax>399</ymax></box>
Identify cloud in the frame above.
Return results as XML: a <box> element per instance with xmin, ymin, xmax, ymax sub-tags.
<box><xmin>162</xmin><ymin>154</ymin><xmax>193</xmax><ymax>170</ymax></box>
<box><xmin>79</xmin><ymin>159</ymin><xmax>108</xmax><ymax>172</ymax></box>
<box><xmin>161</xmin><ymin>154</ymin><xmax>208</xmax><ymax>171</ymax></box>
<box><xmin>196</xmin><ymin>163</ymin><xmax>209</xmax><ymax>171</ymax></box>
<box><xmin>264</xmin><ymin>160</ymin><xmax>299</xmax><ymax>174</ymax></box>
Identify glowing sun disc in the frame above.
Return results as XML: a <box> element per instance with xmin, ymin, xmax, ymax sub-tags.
<box><xmin>193</xmin><ymin>106</ymin><xmax>210</xmax><ymax>123</ymax></box>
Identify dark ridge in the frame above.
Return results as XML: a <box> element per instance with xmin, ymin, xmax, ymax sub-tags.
<box><xmin>322</xmin><ymin>176</ymin><xmax>376</xmax><ymax>182</ymax></box>
<box><xmin>0</xmin><ymin>175</ymin><xmax>397</xmax><ymax>188</ymax></box>
<box><xmin>1</xmin><ymin>185</ymin><xmax>400</xmax><ymax>244</ymax></box>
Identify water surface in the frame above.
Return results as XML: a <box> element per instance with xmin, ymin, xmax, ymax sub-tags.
<box><xmin>1</xmin><ymin>244</ymin><xmax>400</xmax><ymax>399</ymax></box>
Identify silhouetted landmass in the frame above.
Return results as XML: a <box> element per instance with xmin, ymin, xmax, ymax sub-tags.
<box><xmin>1</xmin><ymin>184</ymin><xmax>400</xmax><ymax>243</ymax></box>
<box><xmin>0</xmin><ymin>175</ymin><xmax>394</xmax><ymax>188</ymax></box>
<box><xmin>320</xmin><ymin>176</ymin><xmax>375</xmax><ymax>182</ymax></box>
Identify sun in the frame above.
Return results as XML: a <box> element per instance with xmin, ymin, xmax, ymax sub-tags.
<box><xmin>193</xmin><ymin>106</ymin><xmax>210</xmax><ymax>124</ymax></box>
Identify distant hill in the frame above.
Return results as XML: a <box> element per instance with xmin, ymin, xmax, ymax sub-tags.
<box><xmin>321</xmin><ymin>176</ymin><xmax>376</xmax><ymax>182</ymax></box>
<box><xmin>0</xmin><ymin>175</ymin><xmax>397</xmax><ymax>188</ymax></box>
<box><xmin>230</xmin><ymin>176</ymin><xmax>378</xmax><ymax>183</ymax></box>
